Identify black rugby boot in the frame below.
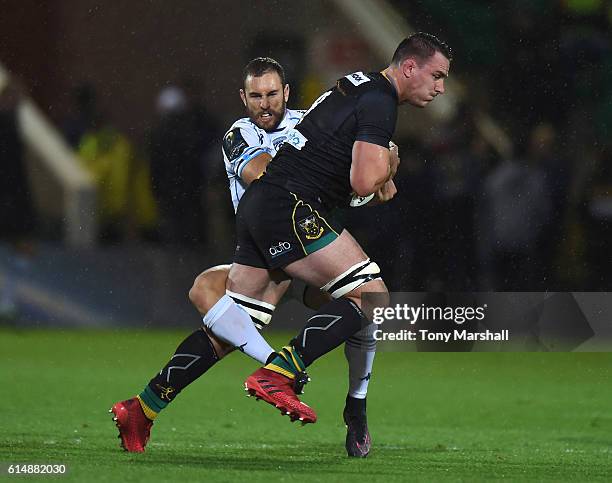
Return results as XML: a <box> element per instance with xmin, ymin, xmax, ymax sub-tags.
<box><xmin>343</xmin><ymin>395</ymin><xmax>371</xmax><ymax>458</ymax></box>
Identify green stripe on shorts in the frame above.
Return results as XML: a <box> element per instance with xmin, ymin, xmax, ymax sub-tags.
<box><xmin>304</xmin><ymin>232</ymin><xmax>337</xmax><ymax>254</ymax></box>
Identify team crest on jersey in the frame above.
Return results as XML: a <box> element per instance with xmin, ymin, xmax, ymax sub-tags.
<box><xmin>298</xmin><ymin>214</ymin><xmax>324</xmax><ymax>240</ymax></box>
<box><xmin>223</xmin><ymin>128</ymin><xmax>248</xmax><ymax>160</ymax></box>
<box><xmin>272</xmin><ymin>136</ymin><xmax>287</xmax><ymax>150</ymax></box>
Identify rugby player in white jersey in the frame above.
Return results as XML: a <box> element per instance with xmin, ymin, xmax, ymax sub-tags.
<box><xmin>111</xmin><ymin>58</ymin><xmax>382</xmax><ymax>457</ymax></box>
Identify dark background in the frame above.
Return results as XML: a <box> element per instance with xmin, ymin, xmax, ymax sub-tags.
<box><xmin>1</xmin><ymin>0</ymin><xmax>611</xmax><ymax>328</ymax></box>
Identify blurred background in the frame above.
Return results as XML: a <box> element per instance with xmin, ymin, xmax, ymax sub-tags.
<box><xmin>1</xmin><ymin>0</ymin><xmax>611</xmax><ymax>329</ymax></box>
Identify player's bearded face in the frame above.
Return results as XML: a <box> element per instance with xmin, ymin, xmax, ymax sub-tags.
<box><xmin>241</xmin><ymin>72</ymin><xmax>289</xmax><ymax>131</ymax></box>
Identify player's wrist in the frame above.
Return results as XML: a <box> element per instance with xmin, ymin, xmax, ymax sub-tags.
<box><xmin>388</xmin><ymin>141</ymin><xmax>400</xmax><ymax>179</ymax></box>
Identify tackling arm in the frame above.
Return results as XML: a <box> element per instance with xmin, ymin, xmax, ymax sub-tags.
<box><xmin>240</xmin><ymin>152</ymin><xmax>273</xmax><ymax>185</ymax></box>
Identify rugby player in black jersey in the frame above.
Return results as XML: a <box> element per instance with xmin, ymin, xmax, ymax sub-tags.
<box><xmin>229</xmin><ymin>33</ymin><xmax>451</xmax><ymax>455</ymax></box>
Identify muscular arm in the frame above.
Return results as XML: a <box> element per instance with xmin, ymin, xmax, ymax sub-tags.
<box><xmin>350</xmin><ymin>141</ymin><xmax>391</xmax><ymax>196</ymax></box>
<box><xmin>350</xmin><ymin>84</ymin><xmax>398</xmax><ymax>197</ymax></box>
<box><xmin>240</xmin><ymin>151</ymin><xmax>273</xmax><ymax>185</ymax></box>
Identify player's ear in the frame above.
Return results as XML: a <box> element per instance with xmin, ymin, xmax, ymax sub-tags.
<box><xmin>402</xmin><ymin>58</ymin><xmax>416</xmax><ymax>78</ymax></box>
<box><xmin>239</xmin><ymin>89</ymin><xmax>247</xmax><ymax>107</ymax></box>
<box><xmin>283</xmin><ymin>83</ymin><xmax>290</xmax><ymax>102</ymax></box>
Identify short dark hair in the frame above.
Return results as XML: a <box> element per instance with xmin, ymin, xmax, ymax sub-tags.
<box><xmin>243</xmin><ymin>57</ymin><xmax>286</xmax><ymax>86</ymax></box>
<box><xmin>391</xmin><ymin>32</ymin><xmax>452</xmax><ymax>65</ymax></box>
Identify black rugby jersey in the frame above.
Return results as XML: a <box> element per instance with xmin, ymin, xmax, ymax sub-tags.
<box><xmin>262</xmin><ymin>71</ymin><xmax>398</xmax><ymax>209</ymax></box>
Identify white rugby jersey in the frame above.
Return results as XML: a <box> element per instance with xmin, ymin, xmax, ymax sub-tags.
<box><xmin>222</xmin><ymin>108</ymin><xmax>304</xmax><ymax>212</ymax></box>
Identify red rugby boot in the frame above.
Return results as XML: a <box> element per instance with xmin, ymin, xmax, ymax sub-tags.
<box><xmin>110</xmin><ymin>397</ymin><xmax>153</xmax><ymax>452</ymax></box>
<box><xmin>244</xmin><ymin>368</ymin><xmax>317</xmax><ymax>424</ymax></box>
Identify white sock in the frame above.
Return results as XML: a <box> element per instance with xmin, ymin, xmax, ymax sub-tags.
<box><xmin>345</xmin><ymin>325</ymin><xmax>376</xmax><ymax>399</ymax></box>
<box><xmin>202</xmin><ymin>294</ymin><xmax>274</xmax><ymax>364</ymax></box>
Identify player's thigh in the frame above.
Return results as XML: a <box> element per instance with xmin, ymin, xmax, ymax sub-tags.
<box><xmin>227</xmin><ymin>263</ymin><xmax>291</xmax><ymax>306</ymax></box>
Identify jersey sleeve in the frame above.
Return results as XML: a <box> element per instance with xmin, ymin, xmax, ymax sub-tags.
<box><xmin>354</xmin><ymin>89</ymin><xmax>397</xmax><ymax>148</ymax></box>
<box><xmin>222</xmin><ymin>123</ymin><xmax>272</xmax><ymax>178</ymax></box>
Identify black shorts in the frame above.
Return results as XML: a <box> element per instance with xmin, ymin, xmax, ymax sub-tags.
<box><xmin>234</xmin><ymin>180</ymin><xmax>343</xmax><ymax>269</ymax></box>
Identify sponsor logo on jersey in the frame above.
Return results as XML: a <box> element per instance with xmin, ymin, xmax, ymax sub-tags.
<box><xmin>345</xmin><ymin>71</ymin><xmax>371</xmax><ymax>86</ymax></box>
<box><xmin>298</xmin><ymin>214</ymin><xmax>324</xmax><ymax>240</ymax></box>
<box><xmin>269</xmin><ymin>241</ymin><xmax>293</xmax><ymax>257</ymax></box>
<box><xmin>286</xmin><ymin>128</ymin><xmax>308</xmax><ymax>150</ymax></box>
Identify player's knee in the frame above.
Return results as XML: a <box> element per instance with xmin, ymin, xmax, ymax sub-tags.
<box><xmin>303</xmin><ymin>285</ymin><xmax>331</xmax><ymax>310</ymax></box>
<box><xmin>321</xmin><ymin>259</ymin><xmax>386</xmax><ymax>301</ymax></box>
<box><xmin>188</xmin><ymin>279</ymin><xmax>222</xmax><ymax>314</ymax></box>
<box><xmin>189</xmin><ymin>268</ymin><xmax>229</xmax><ymax>314</ymax></box>
<box><xmin>346</xmin><ymin>278</ymin><xmax>389</xmax><ymax>308</ymax></box>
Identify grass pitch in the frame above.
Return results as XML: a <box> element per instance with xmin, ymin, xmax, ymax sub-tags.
<box><xmin>1</xmin><ymin>328</ymin><xmax>611</xmax><ymax>481</ymax></box>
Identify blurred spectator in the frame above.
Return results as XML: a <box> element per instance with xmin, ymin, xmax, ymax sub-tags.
<box><xmin>418</xmin><ymin>106</ymin><xmax>484</xmax><ymax>290</ymax></box>
<box><xmin>0</xmin><ymin>78</ymin><xmax>36</xmax><ymax>320</ymax></box>
<box><xmin>478</xmin><ymin>124</ymin><xmax>555</xmax><ymax>290</ymax></box>
<box><xmin>62</xmin><ymin>82</ymin><xmax>97</xmax><ymax>149</ymax></box>
<box><xmin>76</xmin><ymin>85</ymin><xmax>158</xmax><ymax>242</ymax></box>
<box><xmin>148</xmin><ymin>83</ymin><xmax>219</xmax><ymax>245</ymax></box>
<box><xmin>581</xmin><ymin>147</ymin><xmax>612</xmax><ymax>289</ymax></box>
<box><xmin>528</xmin><ymin>123</ymin><xmax>570</xmax><ymax>288</ymax></box>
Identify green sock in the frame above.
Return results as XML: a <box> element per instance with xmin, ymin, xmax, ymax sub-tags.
<box><xmin>137</xmin><ymin>385</ymin><xmax>169</xmax><ymax>420</ymax></box>
<box><xmin>264</xmin><ymin>345</ymin><xmax>306</xmax><ymax>379</ymax></box>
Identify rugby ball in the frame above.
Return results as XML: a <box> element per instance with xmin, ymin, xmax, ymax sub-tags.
<box><xmin>349</xmin><ymin>192</ymin><xmax>375</xmax><ymax>207</ymax></box>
